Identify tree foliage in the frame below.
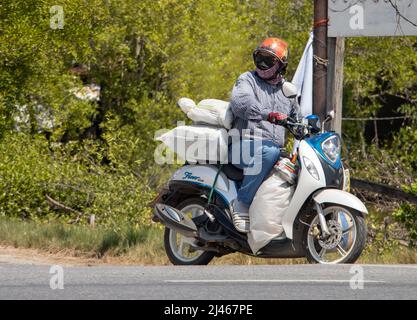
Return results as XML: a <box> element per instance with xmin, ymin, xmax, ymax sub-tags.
<box><xmin>0</xmin><ymin>0</ymin><xmax>416</xmax><ymax>227</ymax></box>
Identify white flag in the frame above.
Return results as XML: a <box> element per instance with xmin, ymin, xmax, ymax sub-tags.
<box><xmin>292</xmin><ymin>32</ymin><xmax>314</xmax><ymax>117</ymax></box>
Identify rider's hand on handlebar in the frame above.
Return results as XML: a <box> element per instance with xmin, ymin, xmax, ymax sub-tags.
<box><xmin>267</xmin><ymin>112</ymin><xmax>288</xmax><ymax>126</ymax></box>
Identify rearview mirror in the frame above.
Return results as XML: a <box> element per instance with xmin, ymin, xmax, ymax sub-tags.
<box><xmin>327</xmin><ymin>110</ymin><xmax>335</xmax><ymax>120</ymax></box>
<box><xmin>282</xmin><ymin>81</ymin><xmax>298</xmax><ymax>99</ymax></box>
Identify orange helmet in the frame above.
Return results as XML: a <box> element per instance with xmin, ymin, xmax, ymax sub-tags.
<box><xmin>253</xmin><ymin>38</ymin><xmax>289</xmax><ymax>73</ymax></box>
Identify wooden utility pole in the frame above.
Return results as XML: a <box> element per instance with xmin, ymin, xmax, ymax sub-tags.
<box><xmin>313</xmin><ymin>0</ymin><xmax>328</xmax><ymax>122</ymax></box>
<box><xmin>327</xmin><ymin>37</ymin><xmax>345</xmax><ymax>134</ymax></box>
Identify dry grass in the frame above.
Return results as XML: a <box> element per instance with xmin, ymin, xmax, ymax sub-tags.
<box><xmin>0</xmin><ymin>217</ymin><xmax>154</xmax><ymax>259</ymax></box>
<box><xmin>359</xmin><ymin>245</ymin><xmax>417</xmax><ymax>264</ymax></box>
<box><xmin>0</xmin><ymin>217</ymin><xmax>416</xmax><ymax>265</ymax></box>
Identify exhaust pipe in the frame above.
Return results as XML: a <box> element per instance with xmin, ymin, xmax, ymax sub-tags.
<box><xmin>153</xmin><ymin>203</ymin><xmax>198</xmax><ymax>237</ymax></box>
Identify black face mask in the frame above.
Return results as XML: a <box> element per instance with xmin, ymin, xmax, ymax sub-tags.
<box><xmin>253</xmin><ymin>52</ymin><xmax>279</xmax><ymax>70</ymax></box>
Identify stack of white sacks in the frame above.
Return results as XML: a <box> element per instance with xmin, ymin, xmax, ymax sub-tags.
<box><xmin>156</xmin><ymin>97</ymin><xmax>295</xmax><ymax>253</ymax></box>
<box><xmin>156</xmin><ymin>98</ymin><xmax>233</xmax><ymax>163</ymax></box>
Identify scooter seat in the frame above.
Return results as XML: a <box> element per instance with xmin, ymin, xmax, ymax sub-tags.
<box><xmin>221</xmin><ymin>151</ymin><xmax>291</xmax><ymax>182</ymax></box>
<box><xmin>222</xmin><ymin>164</ymin><xmax>244</xmax><ymax>181</ymax></box>
<box><xmin>280</xmin><ymin>151</ymin><xmax>291</xmax><ymax>160</ymax></box>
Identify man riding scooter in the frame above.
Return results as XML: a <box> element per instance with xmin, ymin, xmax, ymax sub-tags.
<box><xmin>153</xmin><ymin>37</ymin><xmax>368</xmax><ymax>265</ymax></box>
<box><xmin>229</xmin><ymin>37</ymin><xmax>299</xmax><ymax>233</ymax></box>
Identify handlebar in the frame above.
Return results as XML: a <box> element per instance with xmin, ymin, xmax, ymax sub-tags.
<box><xmin>269</xmin><ymin>116</ymin><xmax>313</xmax><ymax>140</ymax></box>
<box><xmin>284</xmin><ymin>118</ymin><xmax>308</xmax><ymax>140</ymax></box>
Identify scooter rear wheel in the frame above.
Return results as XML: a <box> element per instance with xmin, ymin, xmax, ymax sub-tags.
<box><xmin>164</xmin><ymin>198</ymin><xmax>215</xmax><ymax>265</ymax></box>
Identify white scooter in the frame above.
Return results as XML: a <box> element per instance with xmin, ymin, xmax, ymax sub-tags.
<box><xmin>153</xmin><ymin>82</ymin><xmax>368</xmax><ymax>265</ymax></box>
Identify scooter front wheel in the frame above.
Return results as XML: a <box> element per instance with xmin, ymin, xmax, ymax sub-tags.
<box><xmin>305</xmin><ymin>205</ymin><xmax>367</xmax><ymax>264</ymax></box>
<box><xmin>164</xmin><ymin>198</ymin><xmax>215</xmax><ymax>265</ymax></box>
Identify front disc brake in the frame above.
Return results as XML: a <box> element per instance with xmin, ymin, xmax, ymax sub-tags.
<box><xmin>318</xmin><ymin>220</ymin><xmax>343</xmax><ymax>250</ymax></box>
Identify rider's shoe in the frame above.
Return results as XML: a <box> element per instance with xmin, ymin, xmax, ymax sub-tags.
<box><xmin>231</xmin><ymin>200</ymin><xmax>250</xmax><ymax>233</ymax></box>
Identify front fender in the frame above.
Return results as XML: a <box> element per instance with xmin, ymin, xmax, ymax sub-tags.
<box><xmin>313</xmin><ymin>189</ymin><xmax>368</xmax><ymax>215</ymax></box>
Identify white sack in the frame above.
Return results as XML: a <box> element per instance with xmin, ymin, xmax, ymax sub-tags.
<box><xmin>177</xmin><ymin>97</ymin><xmax>196</xmax><ymax>114</ymax></box>
<box><xmin>187</xmin><ymin>99</ymin><xmax>234</xmax><ymax>129</ymax></box>
<box><xmin>248</xmin><ymin>170</ymin><xmax>295</xmax><ymax>254</ymax></box>
<box><xmin>156</xmin><ymin>125</ymin><xmax>228</xmax><ymax>164</ymax></box>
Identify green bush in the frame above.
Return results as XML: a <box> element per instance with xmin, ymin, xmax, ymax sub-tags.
<box><xmin>393</xmin><ymin>183</ymin><xmax>417</xmax><ymax>246</ymax></box>
<box><xmin>0</xmin><ymin>0</ymin><xmax>416</xmax><ymax>241</ymax></box>
<box><xmin>0</xmin><ymin>133</ymin><xmax>157</xmax><ymax>227</ymax></box>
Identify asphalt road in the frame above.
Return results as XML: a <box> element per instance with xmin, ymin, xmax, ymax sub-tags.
<box><xmin>0</xmin><ymin>263</ymin><xmax>416</xmax><ymax>300</ymax></box>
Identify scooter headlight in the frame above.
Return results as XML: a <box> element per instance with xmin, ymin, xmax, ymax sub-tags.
<box><xmin>321</xmin><ymin>135</ymin><xmax>341</xmax><ymax>164</ymax></box>
<box><xmin>303</xmin><ymin>156</ymin><xmax>319</xmax><ymax>181</ymax></box>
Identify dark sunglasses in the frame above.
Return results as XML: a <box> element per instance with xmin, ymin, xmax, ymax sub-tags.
<box><xmin>254</xmin><ymin>52</ymin><xmax>280</xmax><ymax>70</ymax></box>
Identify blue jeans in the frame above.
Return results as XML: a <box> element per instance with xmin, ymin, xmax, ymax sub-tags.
<box><xmin>228</xmin><ymin>139</ymin><xmax>280</xmax><ymax>206</ymax></box>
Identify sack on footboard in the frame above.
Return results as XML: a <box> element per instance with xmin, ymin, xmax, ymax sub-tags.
<box><xmin>248</xmin><ymin>169</ymin><xmax>295</xmax><ymax>254</ymax></box>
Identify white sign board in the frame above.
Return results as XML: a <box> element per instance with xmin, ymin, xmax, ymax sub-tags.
<box><xmin>329</xmin><ymin>0</ymin><xmax>417</xmax><ymax>37</ymax></box>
